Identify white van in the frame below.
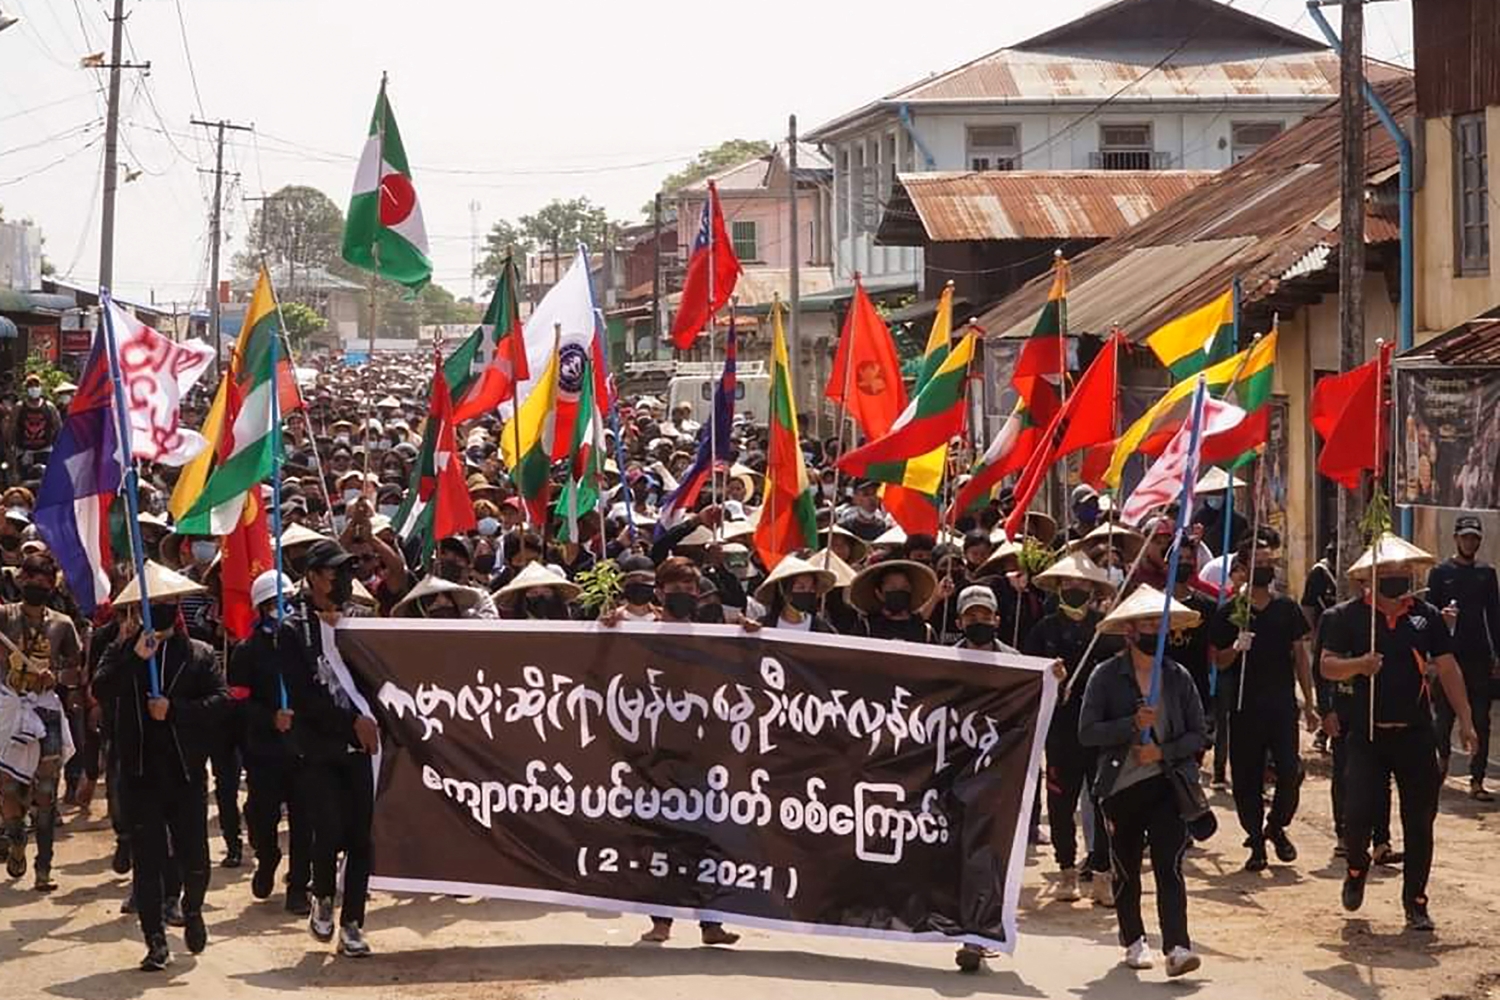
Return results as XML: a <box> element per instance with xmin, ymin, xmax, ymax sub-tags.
<box><xmin>666</xmin><ymin>361</ymin><xmax>770</xmax><ymax>427</ymax></box>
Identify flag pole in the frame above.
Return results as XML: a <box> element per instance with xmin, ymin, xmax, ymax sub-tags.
<box><xmin>1145</xmin><ymin>375</ymin><xmax>1208</xmax><ymax>742</ymax></box>
<box><xmin>507</xmin><ymin>253</ymin><xmax>528</xmax><ymax>531</ymax></box>
<box><xmin>1369</xmin><ymin>338</ymin><xmax>1387</xmax><ymax>741</ymax></box>
<box><xmin>1237</xmin><ymin>411</ymin><xmax>1269</xmax><ymax>713</ymax></box>
<box><xmin>821</xmin><ymin>275</ymin><xmax>861</xmax><ymax>577</ymax></box>
<box><xmin>766</xmin><ymin>296</ymin><xmax>782</xmax><ymax>562</ymax></box>
<box><xmin>1053</xmin><ymin>251</ymin><xmax>1070</xmax><ymax>522</ymax></box>
<box><xmin>267</xmin><ymin>271</ymin><xmax>288</xmax><ymax>709</ymax></box>
<box><xmin>364</xmin><ymin>72</ymin><xmax>388</xmax><ymax>485</ymax></box>
<box><xmin>1210</xmin><ymin>283</ymin><xmax>1245</xmax><ymax>699</ymax></box>
<box><xmin>99</xmin><ymin>293</ymin><xmax>161</xmax><ymax>698</ymax></box>
<box><xmin>939</xmin><ymin>325</ymin><xmax>976</xmax><ymax>643</ymax></box>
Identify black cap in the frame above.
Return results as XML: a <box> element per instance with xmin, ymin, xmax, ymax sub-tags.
<box><xmin>616</xmin><ymin>554</ymin><xmax>655</xmax><ymax>578</ymax></box>
<box><xmin>438</xmin><ymin>535</ymin><xmax>472</xmax><ymax>559</ymax></box>
<box><xmin>304</xmin><ymin>539</ymin><xmax>355</xmax><ymax>571</ymax></box>
<box><xmin>1456</xmin><ymin>515</ymin><xmax>1484</xmax><ymax>537</ymax></box>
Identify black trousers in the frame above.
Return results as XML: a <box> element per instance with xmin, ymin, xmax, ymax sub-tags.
<box><xmin>1103</xmin><ymin>774</ymin><xmax>1190</xmax><ymax>952</ymax></box>
<box><xmin>209</xmin><ymin>738</ymin><xmax>242</xmax><ymax>847</ymax></box>
<box><xmin>1330</xmin><ymin>729</ymin><xmax>1391</xmax><ymax>844</ymax></box>
<box><xmin>245</xmin><ymin>758</ymin><xmax>311</xmax><ymax>892</ymax></box>
<box><xmin>1229</xmin><ymin>703</ymin><xmax>1302</xmax><ymax>844</ymax></box>
<box><xmin>1345</xmin><ymin>725</ymin><xmax>1441</xmax><ymax>907</ymax></box>
<box><xmin>1436</xmin><ymin>657</ymin><xmax>1492</xmax><ymax>783</ymax></box>
<box><xmin>297</xmin><ymin>753</ymin><xmax>374</xmax><ymax>928</ymax></box>
<box><xmin>125</xmin><ymin>773</ymin><xmax>209</xmax><ymax>941</ymax></box>
<box><xmin>1212</xmin><ymin>673</ymin><xmax>1236</xmax><ymax>781</ymax></box>
<box><xmin>1046</xmin><ymin>737</ymin><xmax>1108</xmax><ymax>872</ymax></box>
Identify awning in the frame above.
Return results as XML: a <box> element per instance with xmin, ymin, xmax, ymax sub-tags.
<box><xmin>0</xmin><ymin>288</ymin><xmax>75</xmax><ymax>316</ymax></box>
<box><xmin>0</xmin><ymin>316</ymin><xmax>17</xmax><ymax>340</ymax></box>
<box><xmin>1398</xmin><ymin>309</ymin><xmax>1500</xmax><ymax>366</ymax></box>
<box><xmin>797</xmin><ymin>277</ymin><xmax>918</xmax><ymax>312</ymax></box>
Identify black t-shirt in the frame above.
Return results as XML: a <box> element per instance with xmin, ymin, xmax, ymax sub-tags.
<box><xmin>1210</xmin><ymin>593</ymin><xmax>1309</xmax><ymax>713</ymax></box>
<box><xmin>1165</xmin><ymin>590</ymin><xmax>1217</xmax><ymax>697</ymax></box>
<box><xmin>1320</xmin><ymin>597</ymin><xmax>1451</xmax><ymax>730</ymax></box>
<box><xmin>865</xmin><ymin>614</ymin><xmax>931</xmax><ymax>644</ymax></box>
<box><xmin>1023</xmin><ymin>610</ymin><xmax>1122</xmax><ymax>742</ymax></box>
<box><xmin>1425</xmin><ymin>558</ymin><xmax>1500</xmax><ymax>663</ymax></box>
<box><xmin>1300</xmin><ymin>562</ymin><xmax>1338</xmax><ymax>621</ymax></box>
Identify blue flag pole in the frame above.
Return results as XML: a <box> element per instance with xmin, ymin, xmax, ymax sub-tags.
<box><xmin>1209</xmin><ymin>278</ymin><xmax>1243</xmax><ymax>699</ymax></box>
<box><xmin>1145</xmin><ymin>375</ymin><xmax>1209</xmax><ymax>743</ymax></box>
<box><xmin>99</xmin><ymin>293</ymin><xmax>161</xmax><ymax>698</ymax></box>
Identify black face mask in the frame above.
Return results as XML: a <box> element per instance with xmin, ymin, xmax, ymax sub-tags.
<box><xmin>1174</xmin><ymin>563</ymin><xmax>1198</xmax><ymax>584</ymax></box>
<box><xmin>788</xmin><ymin>591</ymin><xmax>819</xmax><ymax>614</ymax></box>
<box><xmin>1060</xmin><ymin>587</ymin><xmax>1092</xmax><ymax>608</ymax></box>
<box><xmin>523</xmin><ymin>594</ymin><xmax>555</xmax><ymax>619</ymax></box>
<box><xmin>1252</xmin><ymin>566</ymin><xmax>1275</xmax><ymax>587</ymax></box>
<box><xmin>436</xmin><ymin>560</ymin><xmax>466</xmax><ymax>583</ymax></box>
<box><xmin>474</xmin><ymin>553</ymin><xmax>496</xmax><ymax>576</ymax></box>
<box><xmin>1377</xmin><ymin>576</ymin><xmax>1411</xmax><ymax>600</ymax></box>
<box><xmin>422</xmin><ymin>601</ymin><xmax>462</xmax><ymax>619</ymax></box>
<box><xmin>882</xmin><ymin>590</ymin><xmax>913</xmax><ymax>614</ymax></box>
<box><xmin>148</xmin><ymin>603</ymin><xmax>178</xmax><ymax>632</ymax></box>
<box><xmin>694</xmin><ymin>603</ymin><xmax>725</xmax><ymax>624</ymax></box>
<box><xmin>964</xmin><ymin>622</ymin><xmax>997</xmax><ymax>647</ymax></box>
<box><xmin>288</xmin><ymin>553</ymin><xmax>309</xmax><ymax>577</ymax></box>
<box><xmin>623</xmin><ymin>582</ymin><xmax>656</xmax><ymax>607</ymax></box>
<box><xmin>329</xmin><ymin>573</ymin><xmax>354</xmax><ymax>606</ymax></box>
<box><xmin>20</xmin><ymin>583</ymin><xmax>52</xmax><ymax>607</ymax></box>
<box><xmin>662</xmin><ymin>592</ymin><xmax>698</xmax><ymax>621</ymax></box>
<box><xmin>1134</xmin><ymin>633</ymin><xmax>1160</xmax><ymax>656</ymax></box>
<box><xmin>0</xmin><ymin>535</ymin><xmax>19</xmax><ymax>552</ymax></box>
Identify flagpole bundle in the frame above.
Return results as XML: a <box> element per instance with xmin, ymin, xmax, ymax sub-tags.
<box><xmin>1369</xmin><ymin>338</ymin><xmax>1387</xmax><ymax>742</ymax></box>
<box><xmin>99</xmin><ymin>293</ymin><xmax>161</xmax><ymax>697</ymax></box>
<box><xmin>1234</xmin><ymin>329</ymin><xmax>1271</xmax><ymax>714</ymax></box>
<box><xmin>822</xmin><ymin>276</ymin><xmax>862</xmax><ymax>578</ymax></box>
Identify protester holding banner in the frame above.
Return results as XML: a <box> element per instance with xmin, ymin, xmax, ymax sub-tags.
<box><xmin>850</xmin><ymin>560</ymin><xmax>936</xmax><ymax>643</ymax></box>
<box><xmin>753</xmin><ymin>554</ymin><xmax>837</xmax><ymax>632</ymax></box>
<box><xmin>1081</xmin><ymin>585</ymin><xmax>1206</xmax><ymax>979</ymax></box>
<box><xmin>91</xmin><ymin>562</ymin><xmax>227</xmax><ymax>971</ymax></box>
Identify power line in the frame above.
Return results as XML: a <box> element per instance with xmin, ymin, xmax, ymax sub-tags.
<box><xmin>170</xmin><ymin>0</ymin><xmax>205</xmax><ymax>119</ymax></box>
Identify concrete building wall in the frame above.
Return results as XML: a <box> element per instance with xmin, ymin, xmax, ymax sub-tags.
<box><xmin>1416</xmin><ymin>109</ymin><xmax>1500</xmax><ymax>335</ymax></box>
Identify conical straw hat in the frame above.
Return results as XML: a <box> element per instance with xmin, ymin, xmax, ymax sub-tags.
<box><xmin>1347</xmin><ymin>532</ymin><xmax>1436</xmax><ymax>580</ymax></box>
<box><xmin>1195</xmin><ymin>467</ymin><xmax>1246</xmax><ymax>492</ymax></box>
<box><xmin>1099</xmin><ymin>583</ymin><xmax>1202</xmax><ymax>635</ymax></box>
<box><xmin>1035</xmin><ymin>551</ymin><xmax>1116</xmax><ymax>596</ymax></box>
<box><xmin>392</xmin><ymin>575</ymin><xmax>484</xmax><ymax>616</ymax></box>
<box><xmin>805</xmin><ymin>548</ymin><xmax>857</xmax><ymax>589</ymax></box>
<box><xmin>113</xmin><ymin>560</ymin><xmax>207</xmax><ymax>607</ymax></box>
<box><xmin>1073</xmin><ymin>521</ymin><xmax>1145</xmax><ymax>562</ymax></box>
<box><xmin>493</xmin><ymin>561</ymin><xmax>581</xmax><ymax>604</ymax></box>
<box><xmin>848</xmin><ymin>559</ymin><xmax>938</xmax><ymax>616</ymax></box>
<box><xmin>754</xmin><ymin>553</ymin><xmax>837</xmax><ymax>606</ymax></box>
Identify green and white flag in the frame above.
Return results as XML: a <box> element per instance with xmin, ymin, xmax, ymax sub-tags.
<box><xmin>553</xmin><ymin>352</ymin><xmax>604</xmax><ymax>544</ymax></box>
<box><xmin>342</xmin><ymin>77</ymin><xmax>432</xmax><ymax>292</ymax></box>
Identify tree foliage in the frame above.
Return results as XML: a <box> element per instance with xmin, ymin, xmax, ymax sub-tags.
<box><xmin>278</xmin><ymin>300</ymin><xmax>327</xmax><ymax>347</ymax></box>
<box><xmin>641</xmin><ymin>139</ymin><xmax>774</xmax><ymax>216</ymax></box>
<box><xmin>234</xmin><ymin>185</ymin><xmax>347</xmax><ymax>282</ymax></box>
<box><xmin>475</xmin><ymin>197</ymin><xmax>620</xmax><ymax>285</ymax></box>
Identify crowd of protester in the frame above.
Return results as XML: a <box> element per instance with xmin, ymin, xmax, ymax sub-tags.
<box><xmin>0</xmin><ymin>356</ymin><xmax>1490</xmax><ymax>978</ymax></box>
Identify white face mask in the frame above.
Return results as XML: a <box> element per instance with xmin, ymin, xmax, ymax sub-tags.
<box><xmin>26</xmin><ymin>387</ymin><xmax>42</xmax><ymax>400</ymax></box>
<box><xmin>190</xmin><ymin>540</ymin><xmax>217</xmax><ymax>564</ymax></box>
<box><xmin>378</xmin><ymin>504</ymin><xmax>399</xmax><ymax>520</ymax></box>
<box><xmin>343</xmin><ymin>488</ymin><xmax>363</xmax><ymax>506</ymax></box>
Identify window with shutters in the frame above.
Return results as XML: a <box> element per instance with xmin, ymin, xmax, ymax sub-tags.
<box><xmin>1093</xmin><ymin>124</ymin><xmax>1160</xmax><ymax>170</ymax></box>
<box><xmin>1454</xmin><ymin>113</ymin><xmax>1490</xmax><ymax>276</ymax></box>
<box><xmin>731</xmin><ymin>220</ymin><xmax>758</xmax><ymax>262</ymax></box>
<box><xmin>966</xmin><ymin>125</ymin><xmax>1019</xmax><ymax>171</ymax></box>
<box><xmin>1231</xmin><ymin>121</ymin><xmax>1284</xmax><ymax>163</ymax></box>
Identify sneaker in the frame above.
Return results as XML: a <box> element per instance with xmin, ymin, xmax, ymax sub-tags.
<box><xmin>251</xmin><ymin>855</ymin><xmax>280</xmax><ymax>900</ymax></box>
<box><xmin>1166</xmin><ymin>946</ymin><xmax>1202</xmax><ymax>978</ymax></box>
<box><xmin>955</xmin><ymin>944</ymin><xmax>991</xmax><ymax>973</ymax></box>
<box><xmin>111</xmin><ymin>840</ymin><xmax>132</xmax><ymax>875</ymax></box>
<box><xmin>222</xmin><ymin>840</ymin><xmax>244</xmax><ymax>869</ymax></box>
<box><xmin>139</xmin><ymin>935</ymin><xmax>172</xmax><ymax>972</ymax></box>
<box><xmin>1405</xmin><ymin>898</ymin><xmax>1435</xmax><ymax>932</ymax></box>
<box><xmin>33</xmin><ymin>867</ymin><xmax>56</xmax><ymax>893</ymax></box>
<box><xmin>1268</xmin><ymin>827</ymin><xmax>1298</xmax><ymax>863</ymax></box>
<box><xmin>184</xmin><ymin>914</ymin><xmax>207</xmax><ymax>955</ymax></box>
<box><xmin>285</xmin><ymin>888</ymin><xmax>311</xmax><ymax>917</ymax></box>
<box><xmin>309</xmin><ymin>897</ymin><xmax>335</xmax><ymax>942</ymax></box>
<box><xmin>1211</xmin><ymin>776</ymin><xmax>1228</xmax><ymax>790</ymax></box>
<box><xmin>1471</xmin><ymin>781</ymin><xmax>1495</xmax><ymax>803</ymax></box>
<box><xmin>1124</xmin><ymin>938</ymin><xmax>1155</xmax><ymax>970</ymax></box>
<box><xmin>1056</xmin><ymin>868</ymin><xmax>1081</xmax><ymax>902</ymax></box>
<box><xmin>1244</xmin><ymin>848</ymin><xmax>1268</xmax><ymax>873</ymax></box>
<box><xmin>1092</xmin><ymin>873</ymin><xmax>1116</xmax><ymax>908</ymax></box>
<box><xmin>337</xmin><ymin>923</ymin><xmax>372</xmax><ymax>958</ymax></box>
<box><xmin>1079</xmin><ymin>868</ymin><xmax>1094</xmax><ymax>884</ymax></box>
<box><xmin>1341</xmin><ymin>868</ymin><xmax>1367</xmax><ymax>912</ymax></box>
<box><xmin>1373</xmin><ymin>844</ymin><xmax>1405</xmax><ymax>867</ymax></box>
<box><xmin>6</xmin><ymin>840</ymin><xmax>26</xmax><ymax>879</ymax></box>
<box><xmin>164</xmin><ymin>899</ymin><xmax>186</xmax><ymax>927</ymax></box>
<box><xmin>700</xmin><ymin>924</ymin><xmax>740</xmax><ymax>946</ymax></box>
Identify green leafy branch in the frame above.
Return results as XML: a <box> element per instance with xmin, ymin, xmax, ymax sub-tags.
<box><xmin>1018</xmin><ymin>536</ymin><xmax>1056</xmax><ymax>577</ymax></box>
<box><xmin>575</xmin><ymin>560</ymin><xmax>622</xmax><ymax>614</ymax></box>
<box><xmin>1360</xmin><ymin>482</ymin><xmax>1392</xmax><ymax>545</ymax></box>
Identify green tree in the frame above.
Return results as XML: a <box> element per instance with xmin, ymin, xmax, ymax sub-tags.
<box><xmin>474</xmin><ymin>197</ymin><xmax>621</xmax><ymax>285</ymax></box>
<box><xmin>474</xmin><ymin>219</ymin><xmax>527</xmax><ymax>285</ymax></box>
<box><xmin>234</xmin><ymin>185</ymin><xmax>347</xmax><ymax>289</ymax></box>
<box><xmin>642</xmin><ymin>138</ymin><xmax>773</xmax><ymax>216</ymax></box>
<box><xmin>278</xmin><ymin>300</ymin><xmax>327</xmax><ymax>348</ymax></box>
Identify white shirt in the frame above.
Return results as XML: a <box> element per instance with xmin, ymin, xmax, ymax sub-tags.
<box><xmin>777</xmin><ymin>614</ymin><xmax>814</xmax><ymax>631</ymax></box>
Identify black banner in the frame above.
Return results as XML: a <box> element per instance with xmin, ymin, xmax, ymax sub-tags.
<box><xmin>336</xmin><ymin>621</ymin><xmax>1055</xmax><ymax>951</ymax></box>
<box><xmin>1396</xmin><ymin>366</ymin><xmax>1500</xmax><ymax>510</ymax></box>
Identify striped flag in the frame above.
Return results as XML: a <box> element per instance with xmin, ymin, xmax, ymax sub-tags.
<box><xmin>341</xmin><ymin>76</ymin><xmax>431</xmax><ymax>291</ymax></box>
<box><xmin>659</xmin><ymin>321</ymin><xmax>737</xmax><ymax>530</ymax></box>
<box><xmin>1145</xmin><ymin>289</ymin><xmax>1236</xmax><ymax>380</ymax></box>
<box><xmin>882</xmin><ymin>284</ymin><xmax>954</xmax><ymax>535</ymax></box>
<box><xmin>501</xmin><ymin>341</ymin><xmax>561</xmax><ymax>526</ymax></box>
<box><xmin>754</xmin><ymin>302</ymin><xmax>818</xmax><ymax>567</ymax></box>
<box><xmin>1121</xmin><ymin>397</ymin><xmax>1248</xmax><ymax>525</ymax></box>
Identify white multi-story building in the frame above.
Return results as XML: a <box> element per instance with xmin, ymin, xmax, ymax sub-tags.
<box><xmin>807</xmin><ymin>0</ymin><xmax>1404</xmax><ymax>290</ymax></box>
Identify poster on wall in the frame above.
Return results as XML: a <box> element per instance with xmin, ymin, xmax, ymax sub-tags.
<box><xmin>1395</xmin><ymin>367</ymin><xmax>1500</xmax><ymax>511</ymax></box>
<box><xmin>28</xmin><ymin>327</ymin><xmax>58</xmax><ymax>363</ymax></box>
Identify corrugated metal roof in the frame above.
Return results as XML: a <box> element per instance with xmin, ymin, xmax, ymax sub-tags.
<box><xmin>877</xmin><ymin>170</ymin><xmax>1214</xmax><ymax>245</ymax></box>
<box><xmin>976</xmin><ymin>77</ymin><xmax>1415</xmax><ymax>342</ymax></box>
<box><xmin>1402</xmin><ymin>318</ymin><xmax>1500</xmax><ymax>366</ymax></box>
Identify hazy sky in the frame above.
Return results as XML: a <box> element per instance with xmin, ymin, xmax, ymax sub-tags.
<box><xmin>0</xmin><ymin>0</ymin><xmax>1414</xmax><ymax>307</ymax></box>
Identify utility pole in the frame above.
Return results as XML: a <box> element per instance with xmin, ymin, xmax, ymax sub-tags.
<box><xmin>1336</xmin><ymin>0</ymin><xmax>1367</xmax><ymax>585</ymax></box>
<box><xmin>96</xmin><ymin>0</ymin><xmax>150</xmax><ymax>293</ymax></box>
<box><xmin>651</xmin><ymin>192</ymin><xmax>663</xmax><ymax>360</ymax></box>
<box><xmin>193</xmin><ymin>118</ymin><xmax>253</xmax><ymax>381</ymax></box>
<box><xmin>468</xmin><ymin>199</ymin><xmax>482</xmax><ymax>301</ymax></box>
<box><xmin>788</xmin><ymin>114</ymin><xmax>802</xmax><ymax>419</ymax></box>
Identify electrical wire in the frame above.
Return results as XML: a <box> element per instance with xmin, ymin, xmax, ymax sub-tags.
<box><xmin>171</xmin><ymin>0</ymin><xmax>206</xmax><ymax>120</ymax></box>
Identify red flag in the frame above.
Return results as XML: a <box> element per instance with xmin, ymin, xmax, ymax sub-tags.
<box><xmin>1312</xmin><ymin>341</ymin><xmax>1394</xmax><ymax>489</ymax></box>
<box><xmin>427</xmin><ymin>354</ymin><xmax>479</xmax><ymax>540</ymax></box>
<box><xmin>1012</xmin><ymin>257</ymin><xmax>1069</xmax><ymax>415</ymax></box>
<box><xmin>669</xmin><ymin>181</ymin><xmax>741</xmax><ymax>350</ymax></box>
<box><xmin>213</xmin><ymin>374</ymin><xmax>273</xmax><ymax>640</ymax></box>
<box><xmin>1003</xmin><ymin>333</ymin><xmax>1122</xmax><ymax>539</ymax></box>
<box><xmin>825</xmin><ymin>278</ymin><xmax>907</xmax><ymax>441</ymax></box>
<box><xmin>452</xmin><ymin>257</ymin><xmax>531</xmax><ymax>423</ymax></box>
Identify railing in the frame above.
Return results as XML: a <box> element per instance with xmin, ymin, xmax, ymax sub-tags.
<box><xmin>1088</xmin><ymin>150</ymin><xmax>1173</xmax><ymax>170</ymax></box>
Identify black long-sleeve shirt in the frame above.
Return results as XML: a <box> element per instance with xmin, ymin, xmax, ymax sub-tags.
<box><xmin>1426</xmin><ymin>557</ymin><xmax>1500</xmax><ymax>664</ymax></box>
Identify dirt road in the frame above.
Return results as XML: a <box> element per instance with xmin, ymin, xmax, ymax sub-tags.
<box><xmin>3</xmin><ymin>753</ymin><xmax>1497</xmax><ymax>1000</ymax></box>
